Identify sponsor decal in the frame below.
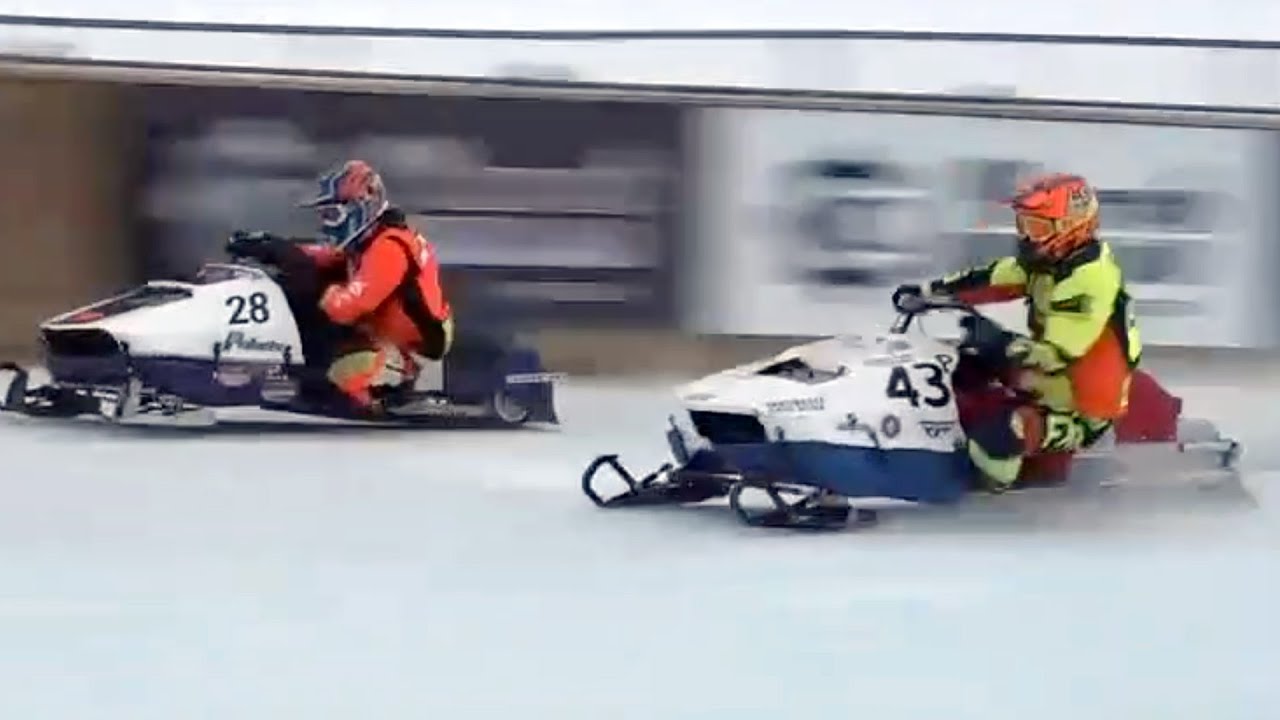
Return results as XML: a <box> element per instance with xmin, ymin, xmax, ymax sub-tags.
<box><xmin>214</xmin><ymin>364</ymin><xmax>255</xmax><ymax>387</ymax></box>
<box><xmin>504</xmin><ymin>371</ymin><xmax>568</xmax><ymax>385</ymax></box>
<box><xmin>221</xmin><ymin>331</ymin><xmax>290</xmax><ymax>354</ymax></box>
<box><xmin>765</xmin><ymin>396</ymin><xmax>825</xmax><ymax>413</ymax></box>
<box><xmin>1049</xmin><ymin>294</ymin><xmax>1092</xmax><ymax>315</ymax></box>
<box><xmin>919</xmin><ymin>420</ymin><xmax>957</xmax><ymax>439</ymax></box>
<box><xmin>880</xmin><ymin>414</ymin><xmax>902</xmax><ymax>438</ymax></box>
<box><xmin>260</xmin><ymin>377</ymin><xmax>298</xmax><ymax>402</ymax></box>
<box><xmin>864</xmin><ymin>352</ymin><xmax>913</xmax><ymax>367</ymax></box>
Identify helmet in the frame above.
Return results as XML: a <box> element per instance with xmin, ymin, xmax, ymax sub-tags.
<box><xmin>299</xmin><ymin>160</ymin><xmax>389</xmax><ymax>251</ymax></box>
<box><xmin>1008</xmin><ymin>173</ymin><xmax>1099</xmax><ymax>267</ymax></box>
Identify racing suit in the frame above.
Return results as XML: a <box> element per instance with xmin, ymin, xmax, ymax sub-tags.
<box><xmin>304</xmin><ymin>207</ymin><xmax>453</xmax><ymax>408</ymax></box>
<box><xmin>236</xmin><ymin>208</ymin><xmax>453</xmax><ymax>410</ymax></box>
<box><xmin>926</xmin><ymin>239</ymin><xmax>1143</xmax><ymax>489</ymax></box>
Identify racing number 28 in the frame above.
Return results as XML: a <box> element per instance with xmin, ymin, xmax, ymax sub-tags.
<box><xmin>885</xmin><ymin>362</ymin><xmax>951</xmax><ymax>408</ymax></box>
<box><xmin>226</xmin><ymin>292</ymin><xmax>270</xmax><ymax>325</ymax></box>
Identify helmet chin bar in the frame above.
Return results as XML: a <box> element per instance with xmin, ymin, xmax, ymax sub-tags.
<box><xmin>315</xmin><ymin>198</ymin><xmax>388</xmax><ymax>250</ymax></box>
<box><xmin>317</xmin><ymin>202</ymin><xmax>360</xmax><ymax>249</ymax></box>
<box><xmin>327</xmin><ymin>215</ymin><xmax>376</xmax><ymax>251</ymax></box>
<box><xmin>1016</xmin><ymin>236</ymin><xmax>1056</xmax><ymax>271</ymax></box>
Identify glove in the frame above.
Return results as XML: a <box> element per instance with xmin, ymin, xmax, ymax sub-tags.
<box><xmin>893</xmin><ymin>281</ymin><xmax>952</xmax><ymax>313</ymax></box>
<box><xmin>892</xmin><ymin>283</ymin><xmax>927</xmax><ymax>313</ymax></box>
<box><xmin>226</xmin><ymin>230</ymin><xmax>284</xmax><ymax>262</ymax></box>
<box><xmin>959</xmin><ymin>313</ymin><xmax>1016</xmax><ymax>357</ymax></box>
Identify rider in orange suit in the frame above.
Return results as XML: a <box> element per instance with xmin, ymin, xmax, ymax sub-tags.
<box><xmin>230</xmin><ymin>160</ymin><xmax>453</xmax><ymax>413</ymax></box>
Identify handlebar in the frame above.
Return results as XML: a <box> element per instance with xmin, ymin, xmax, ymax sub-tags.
<box><xmin>888</xmin><ymin>295</ymin><xmax>982</xmax><ymax>335</ymax></box>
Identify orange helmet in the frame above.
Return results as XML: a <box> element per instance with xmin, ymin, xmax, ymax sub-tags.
<box><xmin>1008</xmin><ymin>173</ymin><xmax>1099</xmax><ymax>264</ymax></box>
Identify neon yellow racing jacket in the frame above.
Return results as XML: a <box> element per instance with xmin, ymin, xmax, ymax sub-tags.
<box><xmin>930</xmin><ymin>240</ymin><xmax>1142</xmax><ymax>419</ymax></box>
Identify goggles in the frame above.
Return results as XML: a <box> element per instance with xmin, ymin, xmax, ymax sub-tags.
<box><xmin>1015</xmin><ymin>213</ymin><xmax>1059</xmax><ymax>243</ymax></box>
<box><xmin>314</xmin><ymin>203</ymin><xmax>349</xmax><ymax>228</ymax></box>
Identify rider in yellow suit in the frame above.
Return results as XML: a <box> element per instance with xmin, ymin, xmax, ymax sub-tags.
<box><xmin>894</xmin><ymin>173</ymin><xmax>1143</xmax><ymax>492</ymax></box>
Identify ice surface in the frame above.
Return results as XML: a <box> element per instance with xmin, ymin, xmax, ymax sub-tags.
<box><xmin>0</xmin><ymin>374</ymin><xmax>1276</xmax><ymax>719</ymax></box>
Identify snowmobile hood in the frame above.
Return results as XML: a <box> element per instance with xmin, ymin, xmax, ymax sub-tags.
<box><xmin>41</xmin><ymin>264</ymin><xmax>274</xmax><ymax>332</ymax></box>
<box><xmin>42</xmin><ymin>282</ymin><xmax>196</xmax><ymax>332</ymax></box>
<box><xmin>676</xmin><ymin>332</ymin><xmax>951</xmax><ymax>416</ymax></box>
<box><xmin>35</xmin><ymin>263</ymin><xmax>302</xmax><ymax>364</ymax></box>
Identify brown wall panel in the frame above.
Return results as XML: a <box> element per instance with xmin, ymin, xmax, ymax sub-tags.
<box><xmin>0</xmin><ymin>77</ymin><xmax>140</xmax><ymax>358</ymax></box>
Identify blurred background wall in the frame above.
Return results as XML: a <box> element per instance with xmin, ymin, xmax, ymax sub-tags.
<box><xmin>0</xmin><ymin>77</ymin><xmax>139</xmax><ymax>359</ymax></box>
<box><xmin>2</xmin><ymin>8</ymin><xmax>1280</xmax><ymax>374</ymax></box>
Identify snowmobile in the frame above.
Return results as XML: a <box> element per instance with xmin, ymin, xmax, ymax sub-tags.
<box><xmin>582</xmin><ymin>296</ymin><xmax>1243</xmax><ymax>530</ymax></box>
<box><xmin>0</xmin><ymin>246</ymin><xmax>563</xmax><ymax>429</ymax></box>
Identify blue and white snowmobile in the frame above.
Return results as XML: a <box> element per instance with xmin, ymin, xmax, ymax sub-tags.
<box><xmin>0</xmin><ymin>244</ymin><xmax>562</xmax><ymax>429</ymax></box>
<box><xmin>583</xmin><ymin>297</ymin><xmax>1242</xmax><ymax>530</ymax></box>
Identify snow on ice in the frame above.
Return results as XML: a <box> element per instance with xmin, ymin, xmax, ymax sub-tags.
<box><xmin>0</xmin><ymin>374</ymin><xmax>1275</xmax><ymax>719</ymax></box>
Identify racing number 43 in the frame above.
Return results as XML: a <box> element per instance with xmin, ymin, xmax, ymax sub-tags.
<box><xmin>885</xmin><ymin>362</ymin><xmax>951</xmax><ymax>408</ymax></box>
<box><xmin>226</xmin><ymin>292</ymin><xmax>270</xmax><ymax>325</ymax></box>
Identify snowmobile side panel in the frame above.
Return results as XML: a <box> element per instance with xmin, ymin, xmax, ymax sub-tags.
<box><xmin>709</xmin><ymin>441</ymin><xmax>973</xmax><ymax>504</ymax></box>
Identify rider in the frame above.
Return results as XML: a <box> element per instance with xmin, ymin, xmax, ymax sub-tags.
<box><xmin>228</xmin><ymin>160</ymin><xmax>454</xmax><ymax>413</ymax></box>
<box><xmin>893</xmin><ymin>172</ymin><xmax>1143</xmax><ymax>493</ymax></box>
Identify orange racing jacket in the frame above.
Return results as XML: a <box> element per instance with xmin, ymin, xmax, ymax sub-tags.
<box><xmin>303</xmin><ymin>209</ymin><xmax>452</xmax><ymax>356</ymax></box>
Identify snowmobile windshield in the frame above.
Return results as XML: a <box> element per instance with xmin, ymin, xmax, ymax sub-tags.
<box><xmin>193</xmin><ymin>264</ymin><xmax>266</xmax><ymax>285</ymax></box>
<box><xmin>756</xmin><ymin>357</ymin><xmax>847</xmax><ymax>384</ymax></box>
<box><xmin>51</xmin><ymin>285</ymin><xmax>192</xmax><ymax>325</ymax></box>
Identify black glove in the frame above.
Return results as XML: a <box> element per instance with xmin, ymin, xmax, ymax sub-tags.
<box><xmin>959</xmin><ymin>313</ymin><xmax>1015</xmax><ymax>357</ymax></box>
<box><xmin>892</xmin><ymin>283</ymin><xmax>927</xmax><ymax>313</ymax></box>
<box><xmin>226</xmin><ymin>230</ymin><xmax>284</xmax><ymax>262</ymax></box>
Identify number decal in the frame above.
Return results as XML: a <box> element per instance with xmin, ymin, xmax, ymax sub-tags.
<box><xmin>226</xmin><ymin>292</ymin><xmax>271</xmax><ymax>325</ymax></box>
<box><xmin>225</xmin><ymin>295</ymin><xmax>246</xmax><ymax>325</ymax></box>
<box><xmin>914</xmin><ymin>362</ymin><xmax>950</xmax><ymax>408</ymax></box>
<box><xmin>248</xmin><ymin>292</ymin><xmax>270</xmax><ymax>323</ymax></box>
<box><xmin>885</xmin><ymin>366</ymin><xmax>920</xmax><ymax>406</ymax></box>
<box><xmin>885</xmin><ymin>362</ymin><xmax>952</xmax><ymax>408</ymax></box>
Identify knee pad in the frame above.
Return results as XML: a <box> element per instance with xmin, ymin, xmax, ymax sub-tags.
<box><xmin>326</xmin><ymin>350</ymin><xmax>381</xmax><ymax>405</ymax></box>
<box><xmin>326</xmin><ymin>346</ymin><xmax>409</xmax><ymax>405</ymax></box>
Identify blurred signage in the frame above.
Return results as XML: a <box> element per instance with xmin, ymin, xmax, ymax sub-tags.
<box><xmin>137</xmin><ymin>86</ymin><xmax>682</xmax><ymax>327</ymax></box>
<box><xmin>687</xmin><ymin>107</ymin><xmax>1277</xmax><ymax>347</ymax></box>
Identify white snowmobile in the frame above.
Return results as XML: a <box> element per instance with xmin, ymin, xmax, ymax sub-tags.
<box><xmin>0</xmin><ymin>251</ymin><xmax>563</xmax><ymax>429</ymax></box>
<box><xmin>583</xmin><ymin>296</ymin><xmax>1242</xmax><ymax>530</ymax></box>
